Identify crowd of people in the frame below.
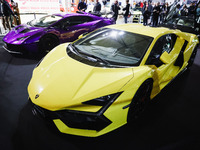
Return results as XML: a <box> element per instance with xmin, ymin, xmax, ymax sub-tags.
<box><xmin>77</xmin><ymin>0</ymin><xmax>200</xmax><ymax>25</ymax></box>
<box><xmin>141</xmin><ymin>1</ymin><xmax>170</xmax><ymax>27</ymax></box>
<box><xmin>0</xmin><ymin>0</ymin><xmax>20</xmax><ymax>33</ymax></box>
<box><xmin>140</xmin><ymin>1</ymin><xmax>199</xmax><ymax>27</ymax></box>
<box><xmin>77</xmin><ymin>0</ymin><xmax>130</xmax><ymax>22</ymax></box>
<box><xmin>1</xmin><ymin>0</ymin><xmax>200</xmax><ymax>33</ymax></box>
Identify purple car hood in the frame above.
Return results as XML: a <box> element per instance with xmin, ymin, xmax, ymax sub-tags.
<box><xmin>3</xmin><ymin>24</ymin><xmax>44</xmax><ymax>45</ymax></box>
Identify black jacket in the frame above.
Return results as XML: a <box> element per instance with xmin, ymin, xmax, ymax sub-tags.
<box><xmin>78</xmin><ymin>2</ymin><xmax>87</xmax><ymax>11</ymax></box>
<box><xmin>153</xmin><ymin>5</ymin><xmax>160</xmax><ymax>16</ymax></box>
<box><xmin>111</xmin><ymin>3</ymin><xmax>120</xmax><ymax>15</ymax></box>
<box><xmin>142</xmin><ymin>4</ymin><xmax>152</xmax><ymax>17</ymax></box>
<box><xmin>2</xmin><ymin>0</ymin><xmax>14</xmax><ymax>16</ymax></box>
<box><xmin>93</xmin><ymin>2</ymin><xmax>101</xmax><ymax>12</ymax></box>
<box><xmin>123</xmin><ymin>3</ymin><xmax>130</xmax><ymax>16</ymax></box>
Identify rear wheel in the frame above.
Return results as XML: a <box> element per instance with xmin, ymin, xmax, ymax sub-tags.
<box><xmin>127</xmin><ymin>79</ymin><xmax>153</xmax><ymax>123</ymax></box>
<box><xmin>187</xmin><ymin>46</ymin><xmax>198</xmax><ymax>69</ymax></box>
<box><xmin>39</xmin><ymin>34</ymin><xmax>59</xmax><ymax>54</ymax></box>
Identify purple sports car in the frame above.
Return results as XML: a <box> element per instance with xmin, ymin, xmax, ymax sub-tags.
<box><xmin>2</xmin><ymin>12</ymin><xmax>115</xmax><ymax>55</ymax></box>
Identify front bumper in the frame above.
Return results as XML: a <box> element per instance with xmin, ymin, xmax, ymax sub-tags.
<box><xmin>3</xmin><ymin>41</ymin><xmax>39</xmax><ymax>54</ymax></box>
<box><xmin>32</xmin><ymin>102</ymin><xmax>112</xmax><ymax>132</ymax></box>
<box><xmin>3</xmin><ymin>42</ymin><xmax>25</xmax><ymax>54</ymax></box>
<box><xmin>29</xmin><ymin>92</ymin><xmax>131</xmax><ymax>137</ymax></box>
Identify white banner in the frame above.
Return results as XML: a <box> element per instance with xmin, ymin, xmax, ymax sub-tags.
<box><xmin>16</xmin><ymin>0</ymin><xmax>60</xmax><ymax>13</ymax></box>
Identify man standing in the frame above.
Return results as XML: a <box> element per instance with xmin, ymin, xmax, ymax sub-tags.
<box><xmin>93</xmin><ymin>0</ymin><xmax>101</xmax><ymax>14</ymax></box>
<box><xmin>152</xmin><ymin>2</ymin><xmax>160</xmax><ymax>27</ymax></box>
<box><xmin>123</xmin><ymin>0</ymin><xmax>130</xmax><ymax>23</ymax></box>
<box><xmin>142</xmin><ymin>1</ymin><xmax>151</xmax><ymax>26</ymax></box>
<box><xmin>111</xmin><ymin>0</ymin><xmax>120</xmax><ymax>21</ymax></box>
<box><xmin>78</xmin><ymin>0</ymin><xmax>87</xmax><ymax>12</ymax></box>
<box><xmin>0</xmin><ymin>0</ymin><xmax>16</xmax><ymax>31</ymax></box>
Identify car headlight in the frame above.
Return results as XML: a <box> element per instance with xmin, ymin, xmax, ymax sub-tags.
<box><xmin>82</xmin><ymin>92</ymin><xmax>122</xmax><ymax>106</ymax></box>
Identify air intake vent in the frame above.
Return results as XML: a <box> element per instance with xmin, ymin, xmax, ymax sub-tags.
<box><xmin>20</xmin><ymin>28</ymin><xmax>31</xmax><ymax>33</ymax></box>
<box><xmin>15</xmin><ymin>26</ymin><xmax>23</xmax><ymax>30</ymax></box>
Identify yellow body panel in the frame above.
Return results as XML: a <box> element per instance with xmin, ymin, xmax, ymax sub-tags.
<box><xmin>28</xmin><ymin>24</ymin><xmax>199</xmax><ymax>137</ymax></box>
<box><xmin>29</xmin><ymin>44</ymin><xmax>134</xmax><ymax>111</ymax></box>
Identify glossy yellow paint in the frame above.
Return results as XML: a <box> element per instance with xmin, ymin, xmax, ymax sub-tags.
<box><xmin>28</xmin><ymin>44</ymin><xmax>134</xmax><ymax>112</ymax></box>
<box><xmin>28</xmin><ymin>24</ymin><xmax>199</xmax><ymax>137</ymax></box>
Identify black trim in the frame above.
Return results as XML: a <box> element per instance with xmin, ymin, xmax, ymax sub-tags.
<box><xmin>2</xmin><ymin>42</ymin><xmax>26</xmax><ymax>54</ymax></box>
<box><xmin>174</xmin><ymin>40</ymin><xmax>188</xmax><ymax>67</ymax></box>
<box><xmin>123</xmin><ymin>104</ymin><xmax>130</xmax><ymax>109</ymax></box>
<box><xmin>30</xmin><ymin>92</ymin><xmax>122</xmax><ymax>131</ymax></box>
<box><xmin>82</xmin><ymin>93</ymin><xmax>121</xmax><ymax>106</ymax></box>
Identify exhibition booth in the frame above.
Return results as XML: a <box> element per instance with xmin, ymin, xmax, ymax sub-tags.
<box><xmin>0</xmin><ymin>0</ymin><xmax>200</xmax><ymax>150</ymax></box>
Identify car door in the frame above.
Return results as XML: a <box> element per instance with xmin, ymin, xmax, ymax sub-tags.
<box><xmin>145</xmin><ymin>33</ymin><xmax>185</xmax><ymax>91</ymax></box>
<box><xmin>66</xmin><ymin>16</ymin><xmax>95</xmax><ymax>41</ymax></box>
<box><xmin>53</xmin><ymin>16</ymin><xmax>93</xmax><ymax>43</ymax></box>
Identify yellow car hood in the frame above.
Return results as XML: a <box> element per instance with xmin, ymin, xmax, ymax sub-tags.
<box><xmin>28</xmin><ymin>44</ymin><xmax>134</xmax><ymax>111</ymax></box>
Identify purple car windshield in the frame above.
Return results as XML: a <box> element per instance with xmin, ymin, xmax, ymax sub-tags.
<box><xmin>29</xmin><ymin>15</ymin><xmax>63</xmax><ymax>27</ymax></box>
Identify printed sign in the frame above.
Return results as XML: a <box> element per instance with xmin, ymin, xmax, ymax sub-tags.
<box><xmin>16</xmin><ymin>0</ymin><xmax>60</xmax><ymax>13</ymax></box>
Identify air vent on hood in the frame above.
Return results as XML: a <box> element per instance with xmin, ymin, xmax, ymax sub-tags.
<box><xmin>15</xmin><ymin>26</ymin><xmax>23</xmax><ymax>30</ymax></box>
<box><xmin>20</xmin><ymin>28</ymin><xmax>31</xmax><ymax>33</ymax></box>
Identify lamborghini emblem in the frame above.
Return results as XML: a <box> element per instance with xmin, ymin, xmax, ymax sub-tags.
<box><xmin>35</xmin><ymin>94</ymin><xmax>39</xmax><ymax>99</ymax></box>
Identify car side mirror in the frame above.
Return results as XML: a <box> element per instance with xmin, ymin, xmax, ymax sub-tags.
<box><xmin>78</xmin><ymin>34</ymin><xmax>84</xmax><ymax>39</ymax></box>
<box><xmin>160</xmin><ymin>51</ymin><xmax>171</xmax><ymax>64</ymax></box>
<box><xmin>78</xmin><ymin>32</ymin><xmax>88</xmax><ymax>39</ymax></box>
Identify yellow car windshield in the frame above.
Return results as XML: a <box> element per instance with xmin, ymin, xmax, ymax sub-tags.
<box><xmin>73</xmin><ymin>28</ymin><xmax>153</xmax><ymax>66</ymax></box>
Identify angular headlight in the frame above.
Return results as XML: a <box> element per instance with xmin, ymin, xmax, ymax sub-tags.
<box><xmin>82</xmin><ymin>92</ymin><xmax>122</xmax><ymax>106</ymax></box>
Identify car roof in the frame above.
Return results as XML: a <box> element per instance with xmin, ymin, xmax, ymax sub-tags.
<box><xmin>53</xmin><ymin>12</ymin><xmax>98</xmax><ymax>18</ymax></box>
<box><xmin>105</xmin><ymin>24</ymin><xmax>173</xmax><ymax>38</ymax></box>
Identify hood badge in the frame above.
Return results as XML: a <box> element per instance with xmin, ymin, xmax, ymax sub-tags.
<box><xmin>35</xmin><ymin>94</ymin><xmax>39</xmax><ymax>99</ymax></box>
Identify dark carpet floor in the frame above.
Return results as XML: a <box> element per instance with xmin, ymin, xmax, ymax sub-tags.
<box><xmin>0</xmin><ymin>36</ymin><xmax>200</xmax><ymax>150</ymax></box>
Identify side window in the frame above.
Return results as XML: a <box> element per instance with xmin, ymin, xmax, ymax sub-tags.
<box><xmin>67</xmin><ymin>16</ymin><xmax>93</xmax><ymax>25</ymax></box>
<box><xmin>53</xmin><ymin>16</ymin><xmax>93</xmax><ymax>29</ymax></box>
<box><xmin>145</xmin><ymin>34</ymin><xmax>177</xmax><ymax>67</ymax></box>
<box><xmin>162</xmin><ymin>34</ymin><xmax>177</xmax><ymax>53</ymax></box>
<box><xmin>81</xmin><ymin>16</ymin><xmax>93</xmax><ymax>23</ymax></box>
<box><xmin>61</xmin><ymin>18</ymin><xmax>70</xmax><ymax>28</ymax></box>
<box><xmin>67</xmin><ymin>16</ymin><xmax>83</xmax><ymax>26</ymax></box>
<box><xmin>52</xmin><ymin>18</ymin><xmax>70</xmax><ymax>29</ymax></box>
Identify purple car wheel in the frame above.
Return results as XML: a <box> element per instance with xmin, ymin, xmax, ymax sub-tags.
<box><xmin>39</xmin><ymin>34</ymin><xmax>60</xmax><ymax>53</ymax></box>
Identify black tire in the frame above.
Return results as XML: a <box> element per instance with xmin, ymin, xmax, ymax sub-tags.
<box><xmin>187</xmin><ymin>46</ymin><xmax>198</xmax><ymax>69</ymax></box>
<box><xmin>127</xmin><ymin>79</ymin><xmax>153</xmax><ymax>123</ymax></box>
<box><xmin>39</xmin><ymin>34</ymin><xmax>59</xmax><ymax>54</ymax></box>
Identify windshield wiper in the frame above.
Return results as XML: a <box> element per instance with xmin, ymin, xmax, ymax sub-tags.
<box><xmin>70</xmin><ymin>44</ymin><xmax>110</xmax><ymax>65</ymax></box>
<box><xmin>78</xmin><ymin>50</ymin><xmax>110</xmax><ymax>65</ymax></box>
<box><xmin>69</xmin><ymin>44</ymin><xmax>81</xmax><ymax>55</ymax></box>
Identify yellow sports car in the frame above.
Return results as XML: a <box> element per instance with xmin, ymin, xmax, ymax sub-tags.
<box><xmin>28</xmin><ymin>24</ymin><xmax>199</xmax><ymax>137</ymax></box>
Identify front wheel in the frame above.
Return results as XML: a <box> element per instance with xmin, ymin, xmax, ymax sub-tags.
<box><xmin>39</xmin><ymin>34</ymin><xmax>60</xmax><ymax>54</ymax></box>
<box><xmin>127</xmin><ymin>79</ymin><xmax>153</xmax><ymax>123</ymax></box>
